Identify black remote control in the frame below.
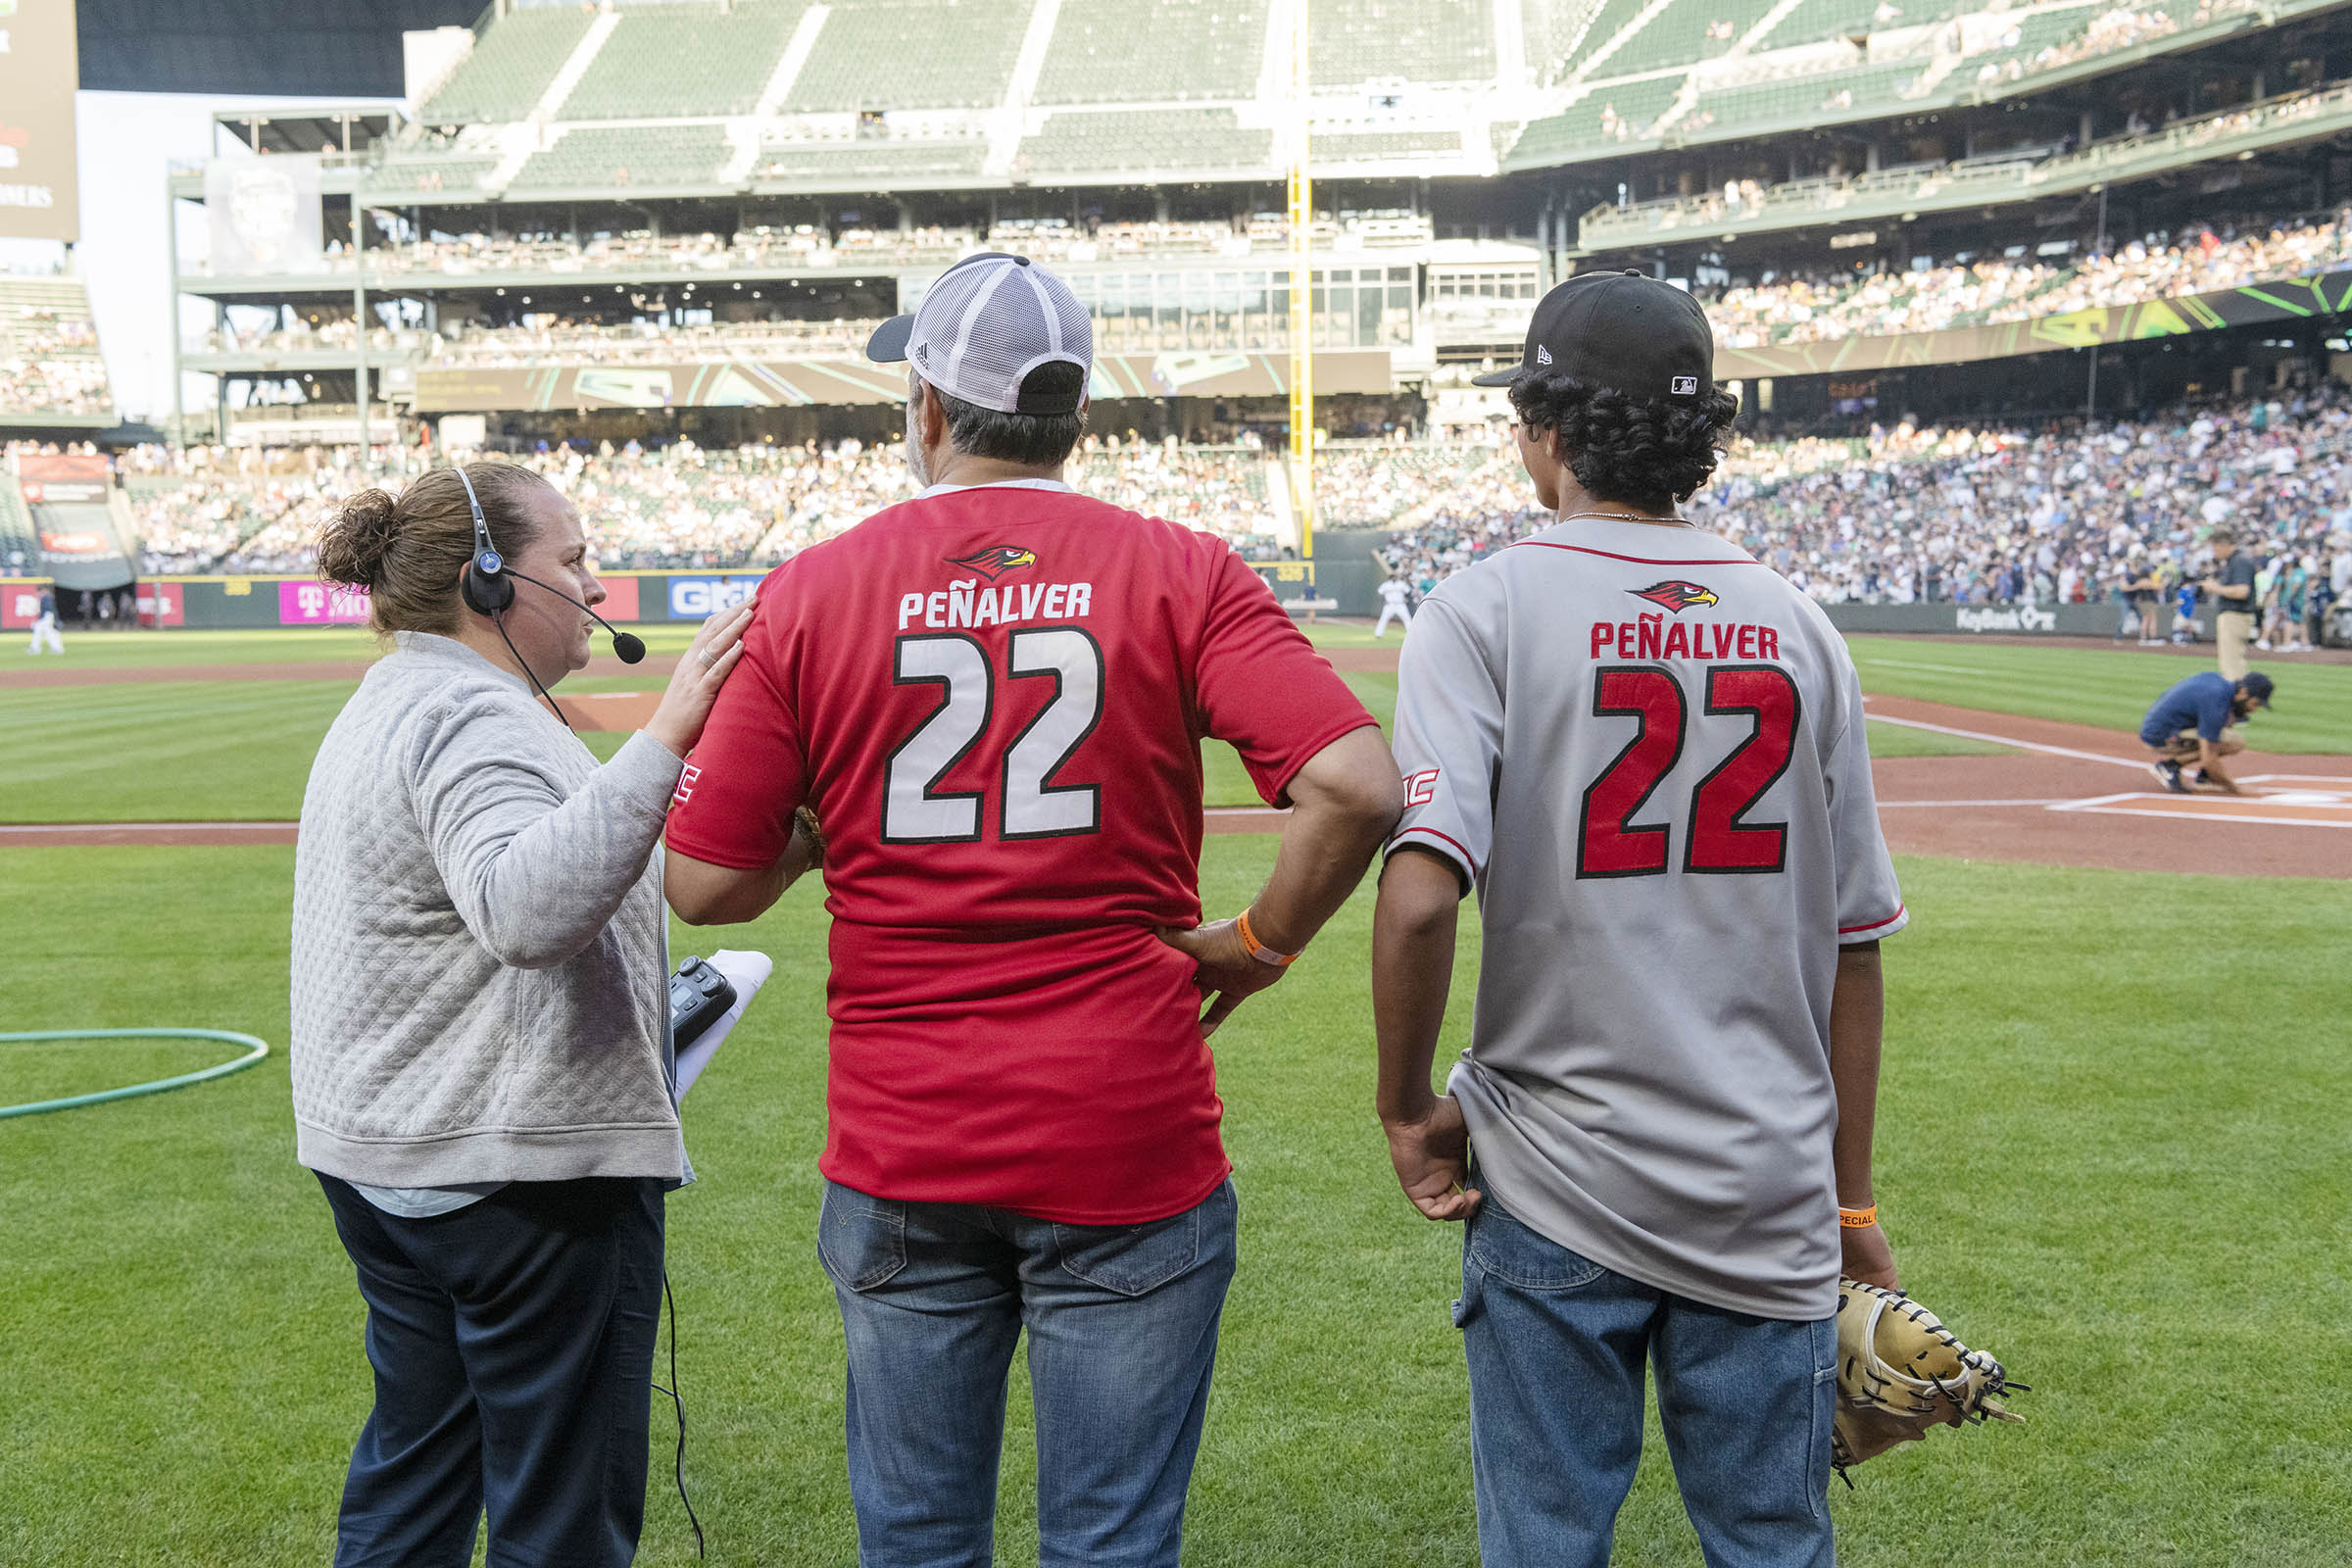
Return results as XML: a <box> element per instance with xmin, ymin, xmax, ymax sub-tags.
<box><xmin>669</xmin><ymin>956</ymin><xmax>739</xmax><ymax>1051</ymax></box>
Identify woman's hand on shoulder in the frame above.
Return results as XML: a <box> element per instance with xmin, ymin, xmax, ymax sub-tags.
<box><xmin>645</xmin><ymin>600</ymin><xmax>755</xmax><ymax>758</ymax></box>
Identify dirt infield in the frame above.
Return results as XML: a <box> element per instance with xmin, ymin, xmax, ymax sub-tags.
<box><xmin>1863</xmin><ymin>695</ymin><xmax>2347</xmax><ymax>878</ymax></box>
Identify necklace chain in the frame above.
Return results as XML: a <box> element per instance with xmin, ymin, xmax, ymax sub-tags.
<box><xmin>1559</xmin><ymin>509</ymin><xmax>1694</xmax><ymax>529</ymax></box>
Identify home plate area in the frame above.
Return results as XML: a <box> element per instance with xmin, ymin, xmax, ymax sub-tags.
<box><xmin>1862</xmin><ymin>698</ymin><xmax>2351</xmax><ymax>878</ymax></box>
<box><xmin>2051</xmin><ymin>777</ymin><xmax>2352</xmax><ymax>829</ymax></box>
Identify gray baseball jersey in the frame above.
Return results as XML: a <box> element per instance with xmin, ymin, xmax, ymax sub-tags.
<box><xmin>1389</xmin><ymin>516</ymin><xmax>1906</xmax><ymax>1320</ymax></box>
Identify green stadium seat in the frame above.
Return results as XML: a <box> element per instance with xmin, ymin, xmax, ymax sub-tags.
<box><xmin>1607</xmin><ymin>0</ymin><xmax>1781</xmax><ymax>76</ymax></box>
<box><xmin>510</xmin><ymin>124</ymin><xmax>733</xmax><ymax>192</ymax></box>
<box><xmin>1507</xmin><ymin>73</ymin><xmax>1686</xmax><ymax>163</ymax></box>
<box><xmin>1036</xmin><ymin>0</ymin><xmax>1268</xmax><ymax>104</ymax></box>
<box><xmin>416</xmin><ymin>8</ymin><xmax>597</xmax><ymax>126</ymax></box>
<box><xmin>783</xmin><ymin>0</ymin><xmax>1037</xmax><ymax>112</ymax></box>
<box><xmin>1018</xmin><ymin>109</ymin><xmax>1274</xmax><ymax>174</ymax></box>
<box><xmin>561</xmin><ymin>1</ymin><xmax>808</xmax><ymax>120</ymax></box>
<box><xmin>1312</xmin><ymin>0</ymin><xmax>1494</xmax><ymax>86</ymax></box>
<box><xmin>366</xmin><ymin>155</ymin><xmax>501</xmax><ymax>198</ymax></box>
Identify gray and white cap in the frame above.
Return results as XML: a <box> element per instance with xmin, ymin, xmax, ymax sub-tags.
<box><xmin>865</xmin><ymin>251</ymin><xmax>1094</xmax><ymax>416</ymax></box>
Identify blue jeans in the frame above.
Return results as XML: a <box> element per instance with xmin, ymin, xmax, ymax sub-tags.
<box><xmin>817</xmin><ymin>1177</ymin><xmax>1238</xmax><ymax>1568</ymax></box>
<box><xmin>1457</xmin><ymin>1195</ymin><xmax>1838</xmax><ymax>1568</ymax></box>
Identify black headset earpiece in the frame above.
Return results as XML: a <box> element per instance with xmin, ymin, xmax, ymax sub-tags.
<box><xmin>455</xmin><ymin>466</ymin><xmax>514</xmax><ymax>616</ymax></box>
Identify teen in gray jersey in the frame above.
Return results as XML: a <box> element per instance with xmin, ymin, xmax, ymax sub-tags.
<box><xmin>1372</xmin><ymin>271</ymin><xmax>1904</xmax><ymax>1568</ymax></box>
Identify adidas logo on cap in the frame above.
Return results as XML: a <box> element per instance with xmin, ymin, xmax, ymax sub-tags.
<box><xmin>1535</xmin><ymin>344</ymin><xmax>1553</xmax><ymax>366</ymax></box>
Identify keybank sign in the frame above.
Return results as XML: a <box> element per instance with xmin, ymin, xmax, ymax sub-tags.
<box><xmin>1954</xmin><ymin>606</ymin><xmax>2058</xmax><ymax>634</ymax></box>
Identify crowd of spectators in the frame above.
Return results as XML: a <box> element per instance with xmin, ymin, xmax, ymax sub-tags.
<box><xmin>1</xmin><ymin>305</ymin><xmax>113</xmax><ymax>417</ymax></box>
<box><xmin>1697</xmin><ymin>211</ymin><xmax>2352</xmax><ymax>348</ymax></box>
<box><xmin>1370</xmin><ymin>390</ymin><xmax>2352</xmax><ymax>647</ymax></box>
<box><xmin>121</xmin><ymin>433</ymin><xmax>1282</xmax><ymax>575</ymax></box>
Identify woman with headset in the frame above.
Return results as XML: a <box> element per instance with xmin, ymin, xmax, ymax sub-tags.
<box><xmin>290</xmin><ymin>461</ymin><xmax>760</xmax><ymax>1567</ymax></box>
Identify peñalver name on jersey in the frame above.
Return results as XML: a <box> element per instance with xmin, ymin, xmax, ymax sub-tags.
<box><xmin>1592</xmin><ymin>579</ymin><xmax>1780</xmax><ymax>662</ymax></box>
<box><xmin>897</xmin><ymin>579</ymin><xmax>1095</xmax><ymax>632</ymax></box>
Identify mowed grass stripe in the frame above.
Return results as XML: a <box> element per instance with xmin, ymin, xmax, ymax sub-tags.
<box><xmin>1847</xmin><ymin>635</ymin><xmax>2350</xmax><ymax>753</ymax></box>
<box><xmin>0</xmin><ymin>680</ymin><xmax>358</xmax><ymax>822</ymax></box>
<box><xmin>2</xmin><ymin>844</ymin><xmax>2348</xmax><ymax>1563</ymax></box>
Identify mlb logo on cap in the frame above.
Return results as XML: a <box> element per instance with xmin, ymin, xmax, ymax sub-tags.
<box><xmin>1671</xmin><ymin>375</ymin><xmax>1699</xmax><ymax>396</ymax></box>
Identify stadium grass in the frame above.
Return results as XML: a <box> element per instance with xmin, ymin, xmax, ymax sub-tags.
<box><xmin>0</xmin><ymin>664</ymin><xmax>1982</xmax><ymax>822</ymax></box>
<box><xmin>3</xmin><ymin>843</ymin><xmax>2347</xmax><ymax>1565</ymax></box>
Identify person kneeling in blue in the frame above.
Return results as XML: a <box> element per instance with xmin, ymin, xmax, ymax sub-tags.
<box><xmin>2141</xmin><ymin>669</ymin><xmax>2273</xmax><ymax>796</ymax></box>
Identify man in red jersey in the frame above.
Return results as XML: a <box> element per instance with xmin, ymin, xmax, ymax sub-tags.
<box><xmin>663</xmin><ymin>252</ymin><xmax>1400</xmax><ymax>1567</ymax></box>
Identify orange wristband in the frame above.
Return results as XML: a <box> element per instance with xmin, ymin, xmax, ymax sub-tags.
<box><xmin>1838</xmin><ymin>1204</ymin><xmax>1879</xmax><ymax>1228</ymax></box>
<box><xmin>1235</xmin><ymin>907</ymin><xmax>1298</xmax><ymax>967</ymax></box>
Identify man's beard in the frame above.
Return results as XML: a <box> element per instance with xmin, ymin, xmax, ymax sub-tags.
<box><xmin>904</xmin><ymin>392</ymin><xmax>930</xmax><ymax>487</ymax></box>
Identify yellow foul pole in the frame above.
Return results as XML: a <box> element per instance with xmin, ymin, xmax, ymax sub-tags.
<box><xmin>1287</xmin><ymin>0</ymin><xmax>1314</xmax><ymax>560</ymax></box>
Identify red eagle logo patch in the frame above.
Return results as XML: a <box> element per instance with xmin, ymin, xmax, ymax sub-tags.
<box><xmin>946</xmin><ymin>546</ymin><xmax>1039</xmax><ymax>580</ymax></box>
<box><xmin>1628</xmin><ymin>580</ymin><xmax>1721</xmax><ymax>613</ymax></box>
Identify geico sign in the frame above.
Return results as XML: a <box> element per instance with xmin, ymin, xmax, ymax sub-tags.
<box><xmin>668</xmin><ymin>577</ymin><xmax>760</xmax><ymax>618</ymax></box>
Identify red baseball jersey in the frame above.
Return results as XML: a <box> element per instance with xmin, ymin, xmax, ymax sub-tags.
<box><xmin>664</xmin><ymin>480</ymin><xmax>1377</xmax><ymax>1224</ymax></box>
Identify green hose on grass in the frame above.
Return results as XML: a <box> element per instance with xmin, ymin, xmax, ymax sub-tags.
<box><xmin>0</xmin><ymin>1029</ymin><xmax>270</xmax><ymax>1120</ymax></box>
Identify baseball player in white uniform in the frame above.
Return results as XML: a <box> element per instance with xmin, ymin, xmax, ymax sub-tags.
<box><xmin>1371</xmin><ymin>271</ymin><xmax>1906</xmax><ymax>1568</ymax></box>
<box><xmin>1373</xmin><ymin>572</ymin><xmax>1414</xmax><ymax>637</ymax></box>
<box><xmin>25</xmin><ymin>587</ymin><xmax>64</xmax><ymax>655</ymax></box>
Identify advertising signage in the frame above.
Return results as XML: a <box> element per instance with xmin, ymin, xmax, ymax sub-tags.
<box><xmin>0</xmin><ymin>0</ymin><xmax>81</xmax><ymax>243</ymax></box>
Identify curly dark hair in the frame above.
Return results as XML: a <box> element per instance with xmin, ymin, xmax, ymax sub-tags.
<box><xmin>1508</xmin><ymin>371</ymin><xmax>1741</xmax><ymax>514</ymax></box>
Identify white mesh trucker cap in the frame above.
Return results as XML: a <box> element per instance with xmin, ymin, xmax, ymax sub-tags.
<box><xmin>864</xmin><ymin>252</ymin><xmax>1094</xmax><ymax>416</ymax></box>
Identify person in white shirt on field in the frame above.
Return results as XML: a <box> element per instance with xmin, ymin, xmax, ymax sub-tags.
<box><xmin>1373</xmin><ymin>571</ymin><xmax>1415</xmax><ymax>637</ymax></box>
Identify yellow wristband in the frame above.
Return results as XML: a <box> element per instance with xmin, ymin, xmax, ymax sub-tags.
<box><xmin>1838</xmin><ymin>1204</ymin><xmax>1879</xmax><ymax>1229</ymax></box>
<box><xmin>1235</xmin><ymin>907</ymin><xmax>1298</xmax><ymax>967</ymax></box>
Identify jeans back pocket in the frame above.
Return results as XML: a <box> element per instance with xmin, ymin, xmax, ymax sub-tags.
<box><xmin>1052</xmin><ymin>1186</ymin><xmax>1222</xmax><ymax>1298</ymax></box>
<box><xmin>816</xmin><ymin>1181</ymin><xmax>907</xmax><ymax>1293</ymax></box>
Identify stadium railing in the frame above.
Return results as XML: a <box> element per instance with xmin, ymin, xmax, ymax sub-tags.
<box><xmin>1579</xmin><ymin>80</ymin><xmax>2352</xmax><ymax>247</ymax></box>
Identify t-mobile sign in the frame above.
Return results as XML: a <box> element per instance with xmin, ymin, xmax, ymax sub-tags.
<box><xmin>278</xmin><ymin>580</ymin><xmax>370</xmax><ymax>625</ymax></box>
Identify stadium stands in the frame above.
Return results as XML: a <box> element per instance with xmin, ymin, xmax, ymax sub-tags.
<box><xmin>1605</xmin><ymin>0</ymin><xmax>1781</xmax><ymax>78</ymax></box>
<box><xmin>1313</xmin><ymin>0</ymin><xmax>1494</xmax><ymax>86</ymax></box>
<box><xmin>0</xmin><ymin>278</ymin><xmax>115</xmax><ymax>423</ymax></box>
<box><xmin>511</xmin><ymin>124</ymin><xmax>734</xmax><ymax>192</ymax></box>
<box><xmin>1507</xmin><ymin>74</ymin><xmax>1688</xmax><ymax>162</ymax></box>
<box><xmin>416</xmin><ymin>7</ymin><xmax>597</xmax><ymax>127</ymax></box>
<box><xmin>783</xmin><ymin>0</ymin><xmax>1037</xmax><ymax>112</ymax></box>
<box><xmin>366</xmin><ymin>153</ymin><xmax>501</xmax><ymax>198</ymax></box>
<box><xmin>753</xmin><ymin>138</ymin><xmax>991</xmax><ymax>187</ymax></box>
<box><xmin>0</xmin><ymin>481</ymin><xmax>36</xmax><ymax>566</ymax></box>
<box><xmin>1311</xmin><ymin>130</ymin><xmax>1464</xmax><ymax>162</ymax></box>
<box><xmin>560</xmin><ymin>1</ymin><xmax>806</xmax><ymax>120</ymax></box>
<box><xmin>1019</xmin><ymin>109</ymin><xmax>1274</xmax><ymax>175</ymax></box>
<box><xmin>1035</xmin><ymin>0</ymin><xmax>1268</xmax><ymax>103</ymax></box>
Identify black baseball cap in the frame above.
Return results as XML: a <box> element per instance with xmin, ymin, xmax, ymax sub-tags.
<box><xmin>1472</xmin><ymin>268</ymin><xmax>1715</xmax><ymax>402</ymax></box>
<box><xmin>2238</xmin><ymin>671</ymin><xmax>2275</xmax><ymax>709</ymax></box>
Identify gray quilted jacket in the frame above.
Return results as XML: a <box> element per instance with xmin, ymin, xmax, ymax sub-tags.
<box><xmin>291</xmin><ymin>631</ymin><xmax>688</xmax><ymax>1187</ymax></box>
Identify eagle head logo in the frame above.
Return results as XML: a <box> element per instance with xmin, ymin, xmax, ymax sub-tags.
<box><xmin>946</xmin><ymin>546</ymin><xmax>1039</xmax><ymax>581</ymax></box>
<box><xmin>1629</xmin><ymin>580</ymin><xmax>1720</xmax><ymax>613</ymax></box>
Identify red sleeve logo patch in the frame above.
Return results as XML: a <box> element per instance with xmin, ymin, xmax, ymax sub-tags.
<box><xmin>671</xmin><ymin>763</ymin><xmax>700</xmax><ymax>809</ymax></box>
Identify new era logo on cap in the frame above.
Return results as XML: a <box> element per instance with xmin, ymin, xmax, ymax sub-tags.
<box><xmin>1472</xmin><ymin>270</ymin><xmax>1714</xmax><ymax>402</ymax></box>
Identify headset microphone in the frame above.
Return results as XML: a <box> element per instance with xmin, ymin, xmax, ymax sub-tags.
<box><xmin>498</xmin><ymin>566</ymin><xmax>647</xmax><ymax>664</ymax></box>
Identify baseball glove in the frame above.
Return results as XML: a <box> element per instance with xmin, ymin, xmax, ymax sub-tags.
<box><xmin>1831</xmin><ymin>1278</ymin><xmax>2026</xmax><ymax>1480</ymax></box>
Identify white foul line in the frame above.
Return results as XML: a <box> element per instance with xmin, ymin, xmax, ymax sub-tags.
<box><xmin>1863</xmin><ymin>710</ymin><xmax>2146</xmax><ymax>769</ymax></box>
<box><xmin>1876</xmin><ymin>799</ymin><xmax>2070</xmax><ymax>808</ymax></box>
<box><xmin>2047</xmin><ymin>792</ymin><xmax>2352</xmax><ymax>828</ymax></box>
